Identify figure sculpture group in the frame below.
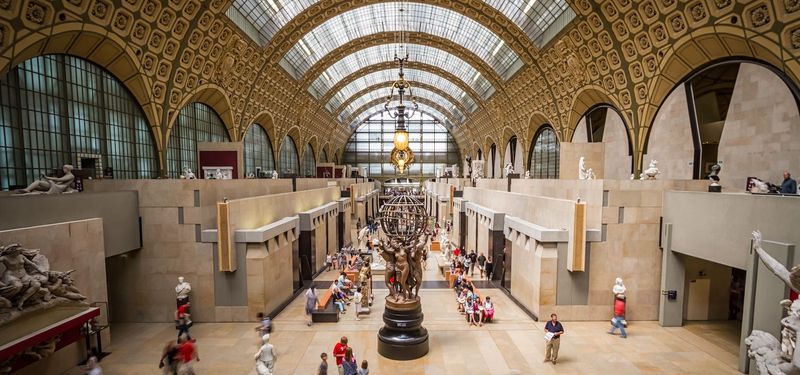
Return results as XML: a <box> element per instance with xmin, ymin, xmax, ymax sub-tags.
<box><xmin>377</xmin><ymin>233</ymin><xmax>428</xmax><ymax>303</ymax></box>
<box><xmin>0</xmin><ymin>244</ymin><xmax>86</xmax><ymax>325</ymax></box>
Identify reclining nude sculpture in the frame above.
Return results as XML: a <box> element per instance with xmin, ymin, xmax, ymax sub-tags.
<box><xmin>746</xmin><ymin>230</ymin><xmax>800</xmax><ymax>374</ymax></box>
<box><xmin>0</xmin><ymin>244</ymin><xmax>87</xmax><ymax>325</ymax></box>
<box><xmin>15</xmin><ymin>165</ymin><xmax>77</xmax><ymax>195</ymax></box>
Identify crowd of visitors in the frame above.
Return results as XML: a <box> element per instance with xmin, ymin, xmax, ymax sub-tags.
<box><xmin>453</xmin><ymin>275</ymin><xmax>495</xmax><ymax>326</ymax></box>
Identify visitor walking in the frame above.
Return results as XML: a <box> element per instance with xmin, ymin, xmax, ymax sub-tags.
<box><xmin>159</xmin><ymin>339</ymin><xmax>180</xmax><ymax>375</ymax></box>
<box><xmin>353</xmin><ymin>287</ymin><xmax>363</xmax><ymax>321</ymax></box>
<box><xmin>255</xmin><ymin>312</ymin><xmax>272</xmax><ymax>336</ymax></box>
<box><xmin>175</xmin><ymin>302</ymin><xmax>192</xmax><ymax>340</ymax></box>
<box><xmin>342</xmin><ymin>347</ymin><xmax>358</xmax><ymax>375</ymax></box>
<box><xmin>543</xmin><ymin>313</ymin><xmax>564</xmax><ymax>365</ymax></box>
<box><xmin>333</xmin><ymin>336</ymin><xmax>348</xmax><ymax>375</ymax></box>
<box><xmin>254</xmin><ymin>334</ymin><xmax>276</xmax><ymax>375</ymax></box>
<box><xmin>477</xmin><ymin>252</ymin><xmax>486</xmax><ymax>277</ymax></box>
<box><xmin>468</xmin><ymin>251</ymin><xmax>478</xmax><ymax>276</ymax></box>
<box><xmin>608</xmin><ymin>295</ymin><xmax>628</xmax><ymax>338</ymax></box>
<box><xmin>318</xmin><ymin>352</ymin><xmax>329</xmax><ymax>375</ymax></box>
<box><xmin>305</xmin><ymin>285</ymin><xmax>318</xmax><ymax>326</ymax></box>
<box><xmin>357</xmin><ymin>360</ymin><xmax>369</xmax><ymax>375</ymax></box>
<box><xmin>177</xmin><ymin>334</ymin><xmax>199</xmax><ymax>375</ymax></box>
<box><xmin>485</xmin><ymin>257</ymin><xmax>494</xmax><ymax>280</ymax></box>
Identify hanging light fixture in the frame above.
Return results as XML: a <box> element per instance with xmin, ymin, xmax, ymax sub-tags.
<box><xmin>385</xmin><ymin>1</ymin><xmax>417</xmax><ymax>153</ymax></box>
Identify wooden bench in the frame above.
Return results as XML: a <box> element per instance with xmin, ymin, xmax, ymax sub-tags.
<box><xmin>311</xmin><ymin>283</ymin><xmax>340</xmax><ymax>323</ymax></box>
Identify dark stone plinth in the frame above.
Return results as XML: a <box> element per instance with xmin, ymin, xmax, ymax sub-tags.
<box><xmin>377</xmin><ymin>297</ymin><xmax>429</xmax><ymax>360</ymax></box>
<box><xmin>708</xmin><ymin>184</ymin><xmax>722</xmax><ymax>193</ymax></box>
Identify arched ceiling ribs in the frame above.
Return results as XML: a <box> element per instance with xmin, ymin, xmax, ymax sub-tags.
<box><xmin>300</xmin><ymin>33</ymin><xmax>504</xmax><ymax>90</ymax></box>
<box><xmin>312</xmin><ymin>62</ymin><xmax>485</xmax><ymax>120</ymax></box>
<box><xmin>324</xmin><ymin>68</ymin><xmax>479</xmax><ymax>115</ymax></box>
<box><xmin>260</xmin><ymin>0</ymin><xmax>541</xmax><ymax>65</ymax></box>
<box><xmin>343</xmin><ymin>97</ymin><xmax>459</xmax><ymax>131</ymax></box>
<box><xmin>306</xmin><ymin>43</ymin><xmax>496</xmax><ymax>101</ymax></box>
<box><xmin>332</xmin><ymin>81</ymin><xmax>471</xmax><ymax>124</ymax></box>
<box><xmin>338</xmin><ymin>84</ymin><xmax>467</xmax><ymax>124</ymax></box>
<box><xmin>276</xmin><ymin>2</ymin><xmax>526</xmax><ymax>81</ymax></box>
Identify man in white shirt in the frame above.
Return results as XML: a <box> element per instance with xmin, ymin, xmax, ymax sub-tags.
<box><xmin>255</xmin><ymin>334</ymin><xmax>276</xmax><ymax>375</ymax></box>
<box><xmin>353</xmin><ymin>287</ymin><xmax>363</xmax><ymax>321</ymax></box>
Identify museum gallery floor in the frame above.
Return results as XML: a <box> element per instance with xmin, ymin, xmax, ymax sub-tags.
<box><xmin>93</xmin><ymin>268</ymin><xmax>740</xmax><ymax>375</ymax></box>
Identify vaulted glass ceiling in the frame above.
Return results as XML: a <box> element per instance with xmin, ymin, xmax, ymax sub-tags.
<box><xmin>308</xmin><ymin>44</ymin><xmax>494</xmax><ymax>101</ymax></box>
<box><xmin>281</xmin><ymin>3</ymin><xmax>521</xmax><ymax>81</ymax></box>
<box><xmin>228</xmin><ymin>0</ymin><xmax>575</xmax><ymax>50</ymax></box>
<box><xmin>339</xmin><ymin>86</ymin><xmax>464</xmax><ymax>124</ymax></box>
<box><xmin>349</xmin><ymin>103</ymin><xmax>452</xmax><ymax>130</ymax></box>
<box><xmin>325</xmin><ymin>69</ymin><xmax>478</xmax><ymax>114</ymax></box>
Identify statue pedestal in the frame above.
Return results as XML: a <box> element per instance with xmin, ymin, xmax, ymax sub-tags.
<box><xmin>377</xmin><ymin>296</ymin><xmax>429</xmax><ymax>360</ymax></box>
<box><xmin>708</xmin><ymin>183</ymin><xmax>721</xmax><ymax>192</ymax></box>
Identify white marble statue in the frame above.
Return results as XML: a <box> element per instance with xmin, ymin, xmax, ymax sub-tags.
<box><xmin>750</xmin><ymin>178</ymin><xmax>771</xmax><ymax>193</ymax></box>
<box><xmin>215</xmin><ymin>168</ymin><xmax>224</xmax><ymax>180</ymax></box>
<box><xmin>254</xmin><ymin>334</ymin><xmax>276</xmax><ymax>375</ymax></box>
<box><xmin>504</xmin><ymin>163</ymin><xmax>515</xmax><ymax>177</ymax></box>
<box><xmin>16</xmin><ymin>165</ymin><xmax>78</xmax><ymax>195</ymax></box>
<box><xmin>471</xmin><ymin>160</ymin><xmax>484</xmax><ymax>179</ymax></box>
<box><xmin>578</xmin><ymin>157</ymin><xmax>593</xmax><ymax>180</ymax></box>
<box><xmin>183</xmin><ymin>167</ymin><xmax>196</xmax><ymax>180</ymax></box>
<box><xmin>176</xmin><ymin>276</ymin><xmax>191</xmax><ymax>306</ymax></box>
<box><xmin>613</xmin><ymin>277</ymin><xmax>626</xmax><ymax>295</ymax></box>
<box><xmin>271</xmin><ymin>170</ymin><xmax>278</xmax><ymax>179</ymax></box>
<box><xmin>524</xmin><ymin>170</ymin><xmax>531</xmax><ymax>179</ymax></box>
<box><xmin>0</xmin><ymin>243</ymin><xmax>88</xmax><ymax>325</ymax></box>
<box><xmin>745</xmin><ymin>230</ymin><xmax>800</xmax><ymax>374</ymax></box>
<box><xmin>640</xmin><ymin>160</ymin><xmax>660</xmax><ymax>180</ymax></box>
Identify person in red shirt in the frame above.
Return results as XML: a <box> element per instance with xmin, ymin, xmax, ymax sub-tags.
<box><xmin>176</xmin><ymin>302</ymin><xmax>192</xmax><ymax>340</ymax></box>
<box><xmin>177</xmin><ymin>335</ymin><xmax>199</xmax><ymax>374</ymax></box>
<box><xmin>453</xmin><ymin>247</ymin><xmax>460</xmax><ymax>258</ymax></box>
<box><xmin>333</xmin><ymin>336</ymin><xmax>348</xmax><ymax>375</ymax></box>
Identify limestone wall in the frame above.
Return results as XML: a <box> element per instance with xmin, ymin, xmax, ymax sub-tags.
<box><xmin>643</xmin><ymin>86</ymin><xmax>694</xmax><ymax>180</ymax></box>
<box><xmin>602</xmin><ymin>110</ymin><xmax>631</xmax><ymax>180</ymax></box>
<box><xmin>246</xmin><ymin>238</ymin><xmax>294</xmax><ymax>319</ymax></box>
<box><xmin>558</xmin><ymin>143</ymin><xmax>605</xmax><ymax>179</ymax></box>
<box><xmin>94</xmin><ymin>179</ymin><xmax>339</xmax><ymax>323</ymax></box>
<box><xmin>509</xmin><ymin>241</ymin><xmax>557</xmax><ymax>318</ymax></box>
<box><xmin>717</xmin><ymin>63</ymin><xmax>800</xmax><ymax>190</ymax></box>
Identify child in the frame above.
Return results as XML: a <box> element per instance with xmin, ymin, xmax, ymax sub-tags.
<box><xmin>353</xmin><ymin>287</ymin><xmax>363</xmax><ymax>321</ymax></box>
<box><xmin>357</xmin><ymin>360</ymin><xmax>369</xmax><ymax>375</ymax></box>
<box><xmin>483</xmin><ymin>296</ymin><xmax>494</xmax><ymax>323</ymax></box>
<box><xmin>318</xmin><ymin>352</ymin><xmax>328</xmax><ymax>375</ymax></box>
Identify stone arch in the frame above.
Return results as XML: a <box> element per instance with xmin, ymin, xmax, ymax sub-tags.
<box><xmin>167</xmin><ymin>84</ymin><xmax>236</xmax><ymax>143</ymax></box>
<box><xmin>638</xmin><ymin>26</ymin><xmax>800</xmax><ymax>173</ymax></box>
<box><xmin>0</xmin><ymin>23</ymin><xmax>161</xmax><ymax>147</ymax></box>
<box><xmin>565</xmin><ymin>85</ymin><xmax>630</xmax><ymax>142</ymax></box>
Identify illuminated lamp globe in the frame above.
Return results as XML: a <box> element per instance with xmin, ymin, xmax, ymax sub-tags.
<box><xmin>393</xmin><ymin>128</ymin><xmax>409</xmax><ymax>150</ymax></box>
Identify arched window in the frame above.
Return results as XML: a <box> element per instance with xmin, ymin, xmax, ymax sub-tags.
<box><xmin>528</xmin><ymin>126</ymin><xmax>559</xmax><ymax>179</ymax></box>
<box><xmin>341</xmin><ymin>111</ymin><xmax>460</xmax><ymax>178</ymax></box>
<box><xmin>279</xmin><ymin>136</ymin><xmax>299</xmax><ymax>177</ymax></box>
<box><xmin>489</xmin><ymin>143</ymin><xmax>497</xmax><ymax>178</ymax></box>
<box><xmin>303</xmin><ymin>143</ymin><xmax>316</xmax><ymax>177</ymax></box>
<box><xmin>166</xmin><ymin>102</ymin><xmax>229</xmax><ymax>178</ymax></box>
<box><xmin>243</xmin><ymin>124</ymin><xmax>274</xmax><ymax>177</ymax></box>
<box><xmin>320</xmin><ymin>148</ymin><xmax>328</xmax><ymax>163</ymax></box>
<box><xmin>0</xmin><ymin>54</ymin><xmax>158</xmax><ymax>190</ymax></box>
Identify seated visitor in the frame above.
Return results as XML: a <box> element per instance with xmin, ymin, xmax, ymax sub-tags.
<box><xmin>482</xmin><ymin>296</ymin><xmax>495</xmax><ymax>323</ymax></box>
<box><xmin>337</xmin><ymin>272</ymin><xmax>352</xmax><ymax>292</ymax></box>
<box><xmin>456</xmin><ymin>287</ymin><xmax>468</xmax><ymax>313</ymax></box>
<box><xmin>332</xmin><ymin>288</ymin><xmax>347</xmax><ymax>314</ymax></box>
<box><xmin>466</xmin><ymin>297</ymin><xmax>479</xmax><ymax>326</ymax></box>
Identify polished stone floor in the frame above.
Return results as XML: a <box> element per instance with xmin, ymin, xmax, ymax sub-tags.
<box><xmin>88</xmin><ymin>260</ymin><xmax>742</xmax><ymax>374</ymax></box>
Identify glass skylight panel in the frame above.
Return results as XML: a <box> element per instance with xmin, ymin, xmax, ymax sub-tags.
<box><xmin>308</xmin><ymin>44</ymin><xmax>493</xmax><ymax>100</ymax></box>
<box><xmin>484</xmin><ymin>0</ymin><xmax>575</xmax><ymax>48</ymax></box>
<box><xmin>282</xmin><ymin>3</ymin><xmax>521</xmax><ymax>80</ymax></box>
<box><xmin>229</xmin><ymin>0</ymin><xmax>322</xmax><ymax>46</ymax></box>
<box><xmin>338</xmin><ymin>86</ymin><xmax>464</xmax><ymax>124</ymax></box>
<box><xmin>326</xmin><ymin>69</ymin><xmax>478</xmax><ymax>114</ymax></box>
